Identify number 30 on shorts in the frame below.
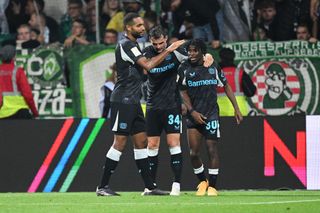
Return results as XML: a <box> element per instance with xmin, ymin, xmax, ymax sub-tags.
<box><xmin>206</xmin><ymin>120</ymin><xmax>219</xmax><ymax>130</ymax></box>
<box><xmin>168</xmin><ymin>114</ymin><xmax>180</xmax><ymax>125</ymax></box>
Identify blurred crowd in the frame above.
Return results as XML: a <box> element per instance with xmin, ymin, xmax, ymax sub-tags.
<box><xmin>0</xmin><ymin>0</ymin><xmax>319</xmax><ymax>50</ymax></box>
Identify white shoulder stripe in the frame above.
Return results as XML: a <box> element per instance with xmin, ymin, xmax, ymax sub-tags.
<box><xmin>120</xmin><ymin>44</ymin><xmax>134</xmax><ymax>64</ymax></box>
<box><xmin>173</xmin><ymin>50</ymin><xmax>188</xmax><ymax>63</ymax></box>
<box><xmin>216</xmin><ymin>68</ymin><xmax>224</xmax><ymax>87</ymax></box>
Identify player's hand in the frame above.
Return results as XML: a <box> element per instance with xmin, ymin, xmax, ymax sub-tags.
<box><xmin>166</xmin><ymin>40</ymin><xmax>185</xmax><ymax>52</ymax></box>
<box><xmin>191</xmin><ymin>111</ymin><xmax>207</xmax><ymax>125</ymax></box>
<box><xmin>234</xmin><ymin>109</ymin><xmax>243</xmax><ymax>125</ymax></box>
<box><xmin>203</xmin><ymin>53</ymin><xmax>214</xmax><ymax>67</ymax></box>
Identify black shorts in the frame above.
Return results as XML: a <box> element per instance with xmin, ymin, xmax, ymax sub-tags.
<box><xmin>110</xmin><ymin>102</ymin><xmax>146</xmax><ymax>136</ymax></box>
<box><xmin>186</xmin><ymin>117</ymin><xmax>221</xmax><ymax>140</ymax></box>
<box><xmin>146</xmin><ymin>107</ymin><xmax>182</xmax><ymax>136</ymax></box>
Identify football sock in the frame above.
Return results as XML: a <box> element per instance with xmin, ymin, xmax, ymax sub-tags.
<box><xmin>135</xmin><ymin>148</ymin><xmax>156</xmax><ymax>190</ymax></box>
<box><xmin>99</xmin><ymin>147</ymin><xmax>121</xmax><ymax>188</ymax></box>
<box><xmin>170</xmin><ymin>146</ymin><xmax>182</xmax><ymax>183</ymax></box>
<box><xmin>208</xmin><ymin>168</ymin><xmax>219</xmax><ymax>187</ymax></box>
<box><xmin>194</xmin><ymin>164</ymin><xmax>206</xmax><ymax>182</ymax></box>
<box><xmin>147</xmin><ymin>148</ymin><xmax>159</xmax><ymax>183</ymax></box>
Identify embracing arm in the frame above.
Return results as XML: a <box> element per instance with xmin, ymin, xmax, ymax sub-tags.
<box><xmin>137</xmin><ymin>40</ymin><xmax>185</xmax><ymax>71</ymax></box>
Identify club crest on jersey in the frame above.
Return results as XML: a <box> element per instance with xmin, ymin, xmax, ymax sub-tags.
<box><xmin>189</xmin><ymin>72</ymin><xmax>195</xmax><ymax>77</ymax></box>
<box><xmin>208</xmin><ymin>68</ymin><xmax>216</xmax><ymax>75</ymax></box>
<box><xmin>239</xmin><ymin>59</ymin><xmax>319</xmax><ymax>116</ymax></box>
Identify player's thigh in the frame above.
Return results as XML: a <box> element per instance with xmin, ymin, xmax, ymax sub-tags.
<box><xmin>130</xmin><ymin>104</ymin><xmax>146</xmax><ymax>136</ymax></box>
<box><xmin>110</xmin><ymin>102</ymin><xmax>136</xmax><ymax>136</ymax></box>
<box><xmin>146</xmin><ymin>109</ymin><xmax>163</xmax><ymax>137</ymax></box>
<box><xmin>147</xmin><ymin>136</ymin><xmax>161</xmax><ymax>149</ymax></box>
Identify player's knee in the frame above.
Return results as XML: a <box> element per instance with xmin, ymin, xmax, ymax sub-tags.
<box><xmin>167</xmin><ymin>139</ymin><xmax>180</xmax><ymax>147</ymax></box>
<box><xmin>147</xmin><ymin>140</ymin><xmax>160</xmax><ymax>149</ymax></box>
<box><xmin>189</xmin><ymin>150</ymin><xmax>200</xmax><ymax>159</ymax></box>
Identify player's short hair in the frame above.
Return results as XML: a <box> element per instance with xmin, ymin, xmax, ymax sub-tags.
<box><xmin>188</xmin><ymin>39</ymin><xmax>207</xmax><ymax>54</ymax></box>
<box><xmin>123</xmin><ymin>12</ymin><xmax>140</xmax><ymax>27</ymax></box>
<box><xmin>149</xmin><ymin>26</ymin><xmax>167</xmax><ymax>39</ymax></box>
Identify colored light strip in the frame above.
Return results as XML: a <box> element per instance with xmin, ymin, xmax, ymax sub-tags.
<box><xmin>27</xmin><ymin>118</ymin><xmax>74</xmax><ymax>193</ymax></box>
<box><xmin>59</xmin><ymin>119</ymin><xmax>105</xmax><ymax>192</ymax></box>
<box><xmin>43</xmin><ymin>118</ymin><xmax>90</xmax><ymax>192</ymax></box>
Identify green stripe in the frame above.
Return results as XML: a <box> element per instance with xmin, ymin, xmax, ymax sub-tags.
<box><xmin>59</xmin><ymin>119</ymin><xmax>105</xmax><ymax>192</ymax></box>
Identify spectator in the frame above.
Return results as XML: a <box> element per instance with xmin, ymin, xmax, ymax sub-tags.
<box><xmin>28</xmin><ymin>12</ymin><xmax>49</xmax><ymax>44</ymax></box>
<box><xmin>218</xmin><ymin>0</ymin><xmax>251</xmax><ymax>42</ymax></box>
<box><xmin>257</xmin><ymin>1</ymin><xmax>277</xmax><ymax>40</ymax></box>
<box><xmin>296</xmin><ymin>23</ymin><xmax>318</xmax><ymax>43</ymax></box>
<box><xmin>25</xmin><ymin>0</ymin><xmax>60</xmax><ymax>42</ymax></box>
<box><xmin>160</xmin><ymin>0</ymin><xmax>188</xmax><ymax>42</ymax></box>
<box><xmin>99</xmin><ymin>63</ymin><xmax>117</xmax><ymax>118</ymax></box>
<box><xmin>0</xmin><ymin>45</ymin><xmax>39</xmax><ymax>119</ymax></box>
<box><xmin>217</xmin><ymin>48</ymin><xmax>256</xmax><ymax>116</ymax></box>
<box><xmin>60</xmin><ymin>0</ymin><xmax>84</xmax><ymax>42</ymax></box>
<box><xmin>252</xmin><ymin>26</ymin><xmax>270</xmax><ymax>41</ymax></box>
<box><xmin>168</xmin><ymin>0</ymin><xmax>221</xmax><ymax>48</ymax></box>
<box><xmin>16</xmin><ymin>24</ymin><xmax>40</xmax><ymax>49</ymax></box>
<box><xmin>101</xmin><ymin>0</ymin><xmax>121</xmax><ymax>29</ymax></box>
<box><xmin>64</xmin><ymin>19</ymin><xmax>90</xmax><ymax>48</ymax></box>
<box><xmin>106</xmin><ymin>0</ymin><xmax>145</xmax><ymax>33</ymax></box>
<box><xmin>310</xmin><ymin>0</ymin><xmax>320</xmax><ymax>38</ymax></box>
<box><xmin>143</xmin><ymin>10</ymin><xmax>157</xmax><ymax>34</ymax></box>
<box><xmin>103</xmin><ymin>29</ymin><xmax>118</xmax><ymax>46</ymax></box>
<box><xmin>17</xmin><ymin>24</ymin><xmax>31</xmax><ymax>42</ymax></box>
<box><xmin>273</xmin><ymin>0</ymin><xmax>311</xmax><ymax>41</ymax></box>
<box><xmin>5</xmin><ymin>0</ymin><xmax>29</xmax><ymax>34</ymax></box>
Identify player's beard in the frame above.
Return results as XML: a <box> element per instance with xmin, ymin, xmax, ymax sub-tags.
<box><xmin>132</xmin><ymin>31</ymin><xmax>143</xmax><ymax>39</ymax></box>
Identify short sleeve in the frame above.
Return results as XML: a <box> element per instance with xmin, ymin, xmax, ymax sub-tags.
<box><xmin>177</xmin><ymin>64</ymin><xmax>187</xmax><ymax>90</ymax></box>
<box><xmin>120</xmin><ymin>41</ymin><xmax>144</xmax><ymax>63</ymax></box>
<box><xmin>215</xmin><ymin>65</ymin><xmax>228</xmax><ymax>87</ymax></box>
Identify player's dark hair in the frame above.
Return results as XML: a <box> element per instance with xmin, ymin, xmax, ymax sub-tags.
<box><xmin>149</xmin><ymin>26</ymin><xmax>167</xmax><ymax>39</ymax></box>
<box><xmin>123</xmin><ymin>12</ymin><xmax>140</xmax><ymax>27</ymax></box>
<box><xmin>188</xmin><ymin>39</ymin><xmax>207</xmax><ymax>55</ymax></box>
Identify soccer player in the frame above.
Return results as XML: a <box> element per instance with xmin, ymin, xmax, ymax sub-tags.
<box><xmin>96</xmin><ymin>12</ymin><xmax>185</xmax><ymax>196</ymax></box>
<box><xmin>142</xmin><ymin>26</ymin><xmax>187</xmax><ymax>196</ymax></box>
<box><xmin>177</xmin><ymin>39</ymin><xmax>242</xmax><ymax>196</ymax></box>
<box><xmin>143</xmin><ymin>26</ymin><xmax>214</xmax><ymax>196</ymax></box>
